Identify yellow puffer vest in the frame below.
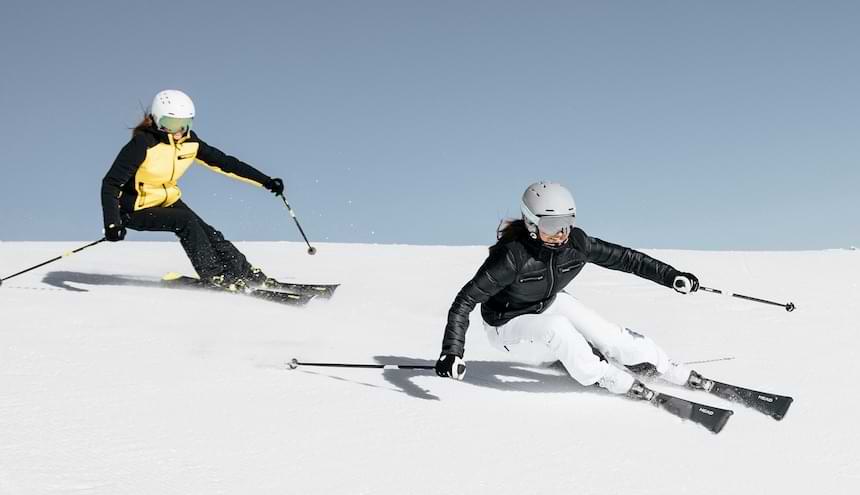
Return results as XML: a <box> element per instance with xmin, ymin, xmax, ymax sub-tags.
<box><xmin>101</xmin><ymin>127</ymin><xmax>271</xmax><ymax>228</ymax></box>
<box><xmin>133</xmin><ymin>135</ymin><xmax>199</xmax><ymax>209</ymax></box>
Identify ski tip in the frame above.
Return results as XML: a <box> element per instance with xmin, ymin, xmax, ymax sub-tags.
<box><xmin>162</xmin><ymin>272</ymin><xmax>183</xmax><ymax>281</ymax></box>
<box><xmin>711</xmin><ymin>410</ymin><xmax>733</xmax><ymax>434</ymax></box>
<box><xmin>772</xmin><ymin>396</ymin><xmax>794</xmax><ymax>421</ymax></box>
<box><xmin>287</xmin><ymin>358</ymin><xmax>299</xmax><ymax>370</ymax></box>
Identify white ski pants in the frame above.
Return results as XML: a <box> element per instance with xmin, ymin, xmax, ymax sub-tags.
<box><xmin>483</xmin><ymin>292</ymin><xmax>689</xmax><ymax>393</ymax></box>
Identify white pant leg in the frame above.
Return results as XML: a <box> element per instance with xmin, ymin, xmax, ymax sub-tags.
<box><xmin>548</xmin><ymin>292</ymin><xmax>691</xmax><ymax>385</ymax></box>
<box><xmin>484</xmin><ymin>311</ymin><xmax>633</xmax><ymax>394</ymax></box>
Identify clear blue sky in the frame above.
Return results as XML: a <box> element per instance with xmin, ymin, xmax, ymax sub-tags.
<box><xmin>1</xmin><ymin>0</ymin><xmax>857</xmax><ymax>249</ymax></box>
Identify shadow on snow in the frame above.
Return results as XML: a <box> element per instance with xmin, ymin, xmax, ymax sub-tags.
<box><xmin>41</xmin><ymin>271</ymin><xmax>161</xmax><ymax>292</ymax></box>
<box><xmin>298</xmin><ymin>355</ymin><xmax>603</xmax><ymax>401</ymax></box>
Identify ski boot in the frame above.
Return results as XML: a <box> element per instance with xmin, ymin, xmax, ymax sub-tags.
<box><xmin>686</xmin><ymin>371</ymin><xmax>715</xmax><ymax>392</ymax></box>
<box><xmin>209</xmin><ymin>274</ymin><xmax>252</xmax><ymax>294</ymax></box>
<box><xmin>246</xmin><ymin>267</ymin><xmax>281</xmax><ymax>290</ymax></box>
<box><xmin>626</xmin><ymin>361</ymin><xmax>695</xmax><ymax>387</ymax></box>
<box><xmin>626</xmin><ymin>380</ymin><xmax>656</xmax><ymax>402</ymax></box>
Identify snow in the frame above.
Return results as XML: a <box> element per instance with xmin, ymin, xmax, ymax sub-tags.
<box><xmin>1</xmin><ymin>241</ymin><xmax>859</xmax><ymax>494</ymax></box>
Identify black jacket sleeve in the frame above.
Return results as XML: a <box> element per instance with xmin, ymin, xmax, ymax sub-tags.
<box><xmin>582</xmin><ymin>232</ymin><xmax>679</xmax><ymax>288</ymax></box>
<box><xmin>441</xmin><ymin>246</ymin><xmax>519</xmax><ymax>357</ymax></box>
<box><xmin>194</xmin><ymin>134</ymin><xmax>271</xmax><ymax>186</ymax></box>
<box><xmin>101</xmin><ymin>134</ymin><xmax>147</xmax><ymax>228</ymax></box>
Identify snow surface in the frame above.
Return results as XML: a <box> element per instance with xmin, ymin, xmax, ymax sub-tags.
<box><xmin>1</xmin><ymin>241</ymin><xmax>858</xmax><ymax>494</ymax></box>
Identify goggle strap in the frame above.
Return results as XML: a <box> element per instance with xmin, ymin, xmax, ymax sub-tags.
<box><xmin>520</xmin><ymin>199</ymin><xmax>541</xmax><ymax>225</ymax></box>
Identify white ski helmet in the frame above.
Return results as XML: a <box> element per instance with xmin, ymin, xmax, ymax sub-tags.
<box><xmin>521</xmin><ymin>181</ymin><xmax>577</xmax><ymax>236</ymax></box>
<box><xmin>150</xmin><ymin>89</ymin><xmax>195</xmax><ymax>133</ymax></box>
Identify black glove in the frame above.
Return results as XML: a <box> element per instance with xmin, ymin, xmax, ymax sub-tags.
<box><xmin>673</xmin><ymin>272</ymin><xmax>699</xmax><ymax>294</ymax></box>
<box><xmin>104</xmin><ymin>223</ymin><xmax>126</xmax><ymax>242</ymax></box>
<box><xmin>435</xmin><ymin>353</ymin><xmax>467</xmax><ymax>380</ymax></box>
<box><xmin>264</xmin><ymin>177</ymin><xmax>285</xmax><ymax>196</ymax></box>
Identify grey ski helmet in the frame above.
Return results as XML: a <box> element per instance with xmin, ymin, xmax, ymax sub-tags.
<box><xmin>521</xmin><ymin>182</ymin><xmax>577</xmax><ymax>236</ymax></box>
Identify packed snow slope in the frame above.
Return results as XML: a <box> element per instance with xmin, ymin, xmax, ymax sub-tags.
<box><xmin>1</xmin><ymin>241</ymin><xmax>858</xmax><ymax>494</ymax></box>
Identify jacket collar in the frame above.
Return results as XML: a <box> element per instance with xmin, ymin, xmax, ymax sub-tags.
<box><xmin>142</xmin><ymin>123</ymin><xmax>192</xmax><ymax>145</ymax></box>
<box><xmin>521</xmin><ymin>236</ymin><xmax>571</xmax><ymax>261</ymax></box>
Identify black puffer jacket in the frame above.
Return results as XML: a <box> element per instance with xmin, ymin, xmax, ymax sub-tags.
<box><xmin>441</xmin><ymin>227</ymin><xmax>681</xmax><ymax>357</ymax></box>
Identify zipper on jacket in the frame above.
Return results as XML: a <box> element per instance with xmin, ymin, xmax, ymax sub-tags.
<box><xmin>545</xmin><ymin>251</ymin><xmax>556</xmax><ymax>300</ymax></box>
<box><xmin>169</xmin><ymin>142</ymin><xmax>178</xmax><ymax>182</ymax></box>
<box><xmin>138</xmin><ymin>182</ymin><xmax>146</xmax><ymax>208</ymax></box>
<box><xmin>162</xmin><ymin>143</ymin><xmax>179</xmax><ymax>206</ymax></box>
<box><xmin>559</xmin><ymin>261</ymin><xmax>584</xmax><ymax>274</ymax></box>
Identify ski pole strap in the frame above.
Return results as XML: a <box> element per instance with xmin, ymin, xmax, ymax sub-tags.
<box><xmin>0</xmin><ymin>238</ymin><xmax>106</xmax><ymax>284</ymax></box>
<box><xmin>699</xmin><ymin>286</ymin><xmax>796</xmax><ymax>312</ymax></box>
<box><xmin>288</xmin><ymin>359</ymin><xmax>435</xmax><ymax>370</ymax></box>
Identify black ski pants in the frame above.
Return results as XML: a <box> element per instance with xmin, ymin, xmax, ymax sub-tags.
<box><xmin>124</xmin><ymin>200</ymin><xmax>252</xmax><ymax>281</ymax></box>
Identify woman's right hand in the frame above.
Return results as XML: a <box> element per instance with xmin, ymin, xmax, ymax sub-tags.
<box><xmin>104</xmin><ymin>223</ymin><xmax>127</xmax><ymax>242</ymax></box>
<box><xmin>435</xmin><ymin>354</ymin><xmax>467</xmax><ymax>380</ymax></box>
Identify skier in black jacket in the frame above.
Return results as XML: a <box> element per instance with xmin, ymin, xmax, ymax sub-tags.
<box><xmin>100</xmin><ymin>89</ymin><xmax>285</xmax><ymax>290</ymax></box>
<box><xmin>435</xmin><ymin>182</ymin><xmax>701</xmax><ymax>399</ymax></box>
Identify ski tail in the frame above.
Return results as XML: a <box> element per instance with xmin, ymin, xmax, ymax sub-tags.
<box><xmin>162</xmin><ymin>272</ymin><xmax>190</xmax><ymax>283</ymax></box>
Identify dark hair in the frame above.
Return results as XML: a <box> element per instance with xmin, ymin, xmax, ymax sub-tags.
<box><xmin>131</xmin><ymin>114</ymin><xmax>154</xmax><ymax>136</ymax></box>
<box><xmin>491</xmin><ymin>218</ymin><xmax>530</xmax><ymax>250</ymax></box>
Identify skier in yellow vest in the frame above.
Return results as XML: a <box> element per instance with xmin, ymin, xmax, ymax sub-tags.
<box><xmin>100</xmin><ymin>89</ymin><xmax>284</xmax><ymax>290</ymax></box>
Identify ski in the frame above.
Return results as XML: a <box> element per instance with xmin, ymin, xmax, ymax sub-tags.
<box><xmin>628</xmin><ymin>365</ymin><xmax>794</xmax><ymax>421</ymax></box>
<box><xmin>630</xmin><ymin>382</ymin><xmax>733</xmax><ymax>433</ymax></box>
<box><xmin>160</xmin><ymin>273</ymin><xmax>315</xmax><ymax>307</ymax></box>
<box><xmin>259</xmin><ymin>279</ymin><xmax>339</xmax><ymax>299</ymax></box>
<box><xmin>649</xmin><ymin>392</ymin><xmax>733</xmax><ymax>434</ymax></box>
<box><xmin>161</xmin><ymin>272</ymin><xmax>338</xmax><ymax>298</ymax></box>
<box><xmin>689</xmin><ymin>372</ymin><xmax>793</xmax><ymax>421</ymax></box>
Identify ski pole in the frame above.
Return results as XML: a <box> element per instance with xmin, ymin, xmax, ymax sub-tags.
<box><xmin>699</xmin><ymin>286</ymin><xmax>796</xmax><ymax>312</ymax></box>
<box><xmin>277</xmin><ymin>194</ymin><xmax>317</xmax><ymax>255</ymax></box>
<box><xmin>0</xmin><ymin>238</ymin><xmax>106</xmax><ymax>287</ymax></box>
<box><xmin>287</xmin><ymin>358</ymin><xmax>435</xmax><ymax>371</ymax></box>
<box><xmin>683</xmin><ymin>356</ymin><xmax>736</xmax><ymax>365</ymax></box>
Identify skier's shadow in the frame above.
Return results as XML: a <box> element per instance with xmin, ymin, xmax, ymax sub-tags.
<box><xmin>373</xmin><ymin>355</ymin><xmax>600</xmax><ymax>401</ymax></box>
<box><xmin>42</xmin><ymin>271</ymin><xmax>161</xmax><ymax>292</ymax></box>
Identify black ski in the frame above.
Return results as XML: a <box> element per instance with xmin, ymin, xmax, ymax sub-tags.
<box><xmin>629</xmin><ymin>382</ymin><xmax>732</xmax><ymax>433</ymax></box>
<box><xmin>690</xmin><ymin>373</ymin><xmax>793</xmax><ymax>420</ymax></box>
<box><xmin>260</xmin><ymin>280</ymin><xmax>339</xmax><ymax>299</ymax></box>
<box><xmin>628</xmin><ymin>365</ymin><xmax>794</xmax><ymax>421</ymax></box>
<box><xmin>161</xmin><ymin>273</ymin><xmax>315</xmax><ymax>307</ymax></box>
<box><xmin>650</xmin><ymin>392</ymin><xmax>733</xmax><ymax>434</ymax></box>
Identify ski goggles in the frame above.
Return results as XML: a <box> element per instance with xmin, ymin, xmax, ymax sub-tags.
<box><xmin>157</xmin><ymin>116</ymin><xmax>193</xmax><ymax>133</ymax></box>
<box><xmin>535</xmin><ymin>214</ymin><xmax>576</xmax><ymax>236</ymax></box>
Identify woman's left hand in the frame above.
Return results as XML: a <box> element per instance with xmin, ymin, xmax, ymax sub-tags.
<box><xmin>673</xmin><ymin>272</ymin><xmax>700</xmax><ymax>294</ymax></box>
<box><xmin>264</xmin><ymin>177</ymin><xmax>285</xmax><ymax>196</ymax></box>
